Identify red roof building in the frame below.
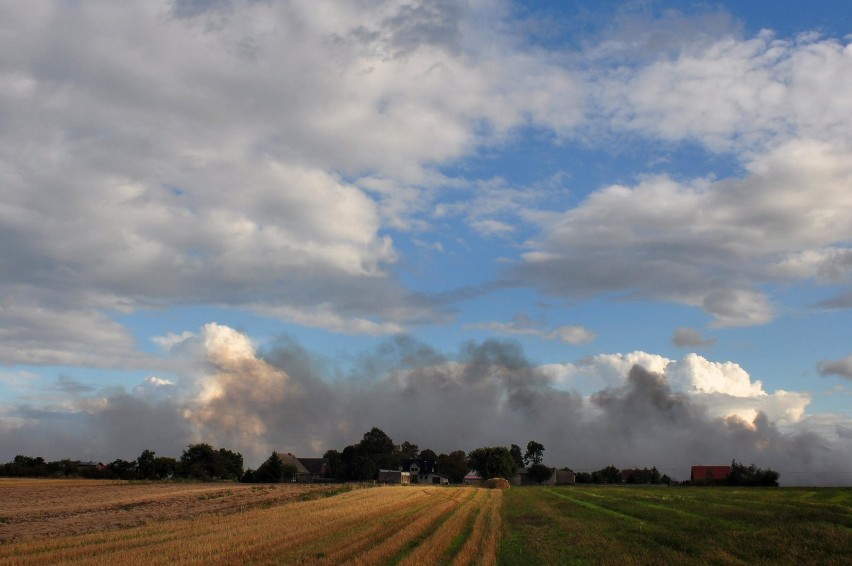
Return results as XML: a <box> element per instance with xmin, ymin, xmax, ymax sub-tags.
<box><xmin>691</xmin><ymin>465</ymin><xmax>731</xmax><ymax>482</ymax></box>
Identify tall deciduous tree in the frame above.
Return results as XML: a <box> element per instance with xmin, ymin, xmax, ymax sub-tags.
<box><xmin>523</xmin><ymin>441</ymin><xmax>545</xmax><ymax>466</ymax></box>
<box><xmin>323</xmin><ymin>449</ymin><xmax>342</xmax><ymax>479</ymax></box>
<box><xmin>400</xmin><ymin>441</ymin><xmax>419</xmax><ymax>458</ymax></box>
<box><xmin>136</xmin><ymin>449</ymin><xmax>157</xmax><ymax>480</ymax></box>
<box><xmin>418</xmin><ymin>448</ymin><xmax>437</xmax><ymax>462</ymax></box>
<box><xmin>467</xmin><ymin>447</ymin><xmax>516</xmax><ymax>480</ymax></box>
<box><xmin>526</xmin><ymin>463</ymin><xmax>554</xmax><ymax>485</ymax></box>
<box><xmin>359</xmin><ymin>427</ymin><xmax>395</xmax><ymax>455</ymax></box>
<box><xmin>437</xmin><ymin>450</ymin><xmax>468</xmax><ymax>483</ymax></box>
<box><xmin>179</xmin><ymin>443</ymin><xmax>243</xmax><ymax>481</ymax></box>
<box><xmin>509</xmin><ymin>444</ymin><xmax>523</xmax><ymax>468</ymax></box>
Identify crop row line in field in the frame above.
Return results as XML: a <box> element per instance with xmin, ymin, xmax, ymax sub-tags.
<box><xmin>451</xmin><ymin>489</ymin><xmax>501</xmax><ymax>566</ymax></box>
<box><xmin>395</xmin><ymin>488</ymin><xmax>482</xmax><ymax>565</ymax></box>
<box><xmin>0</xmin><ymin>486</ymin><xmax>503</xmax><ymax>566</ymax></box>
<box><xmin>544</xmin><ymin>488</ymin><xmax>643</xmax><ymax>524</ymax></box>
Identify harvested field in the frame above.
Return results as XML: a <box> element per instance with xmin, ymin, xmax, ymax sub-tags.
<box><xmin>0</xmin><ymin>478</ymin><xmax>340</xmax><ymax>542</ymax></box>
<box><xmin>0</xmin><ymin>481</ymin><xmax>501</xmax><ymax>565</ymax></box>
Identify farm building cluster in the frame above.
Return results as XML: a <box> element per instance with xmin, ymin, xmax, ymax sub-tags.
<box><xmin>275</xmin><ymin>452</ymin><xmax>738</xmax><ymax>487</ymax></box>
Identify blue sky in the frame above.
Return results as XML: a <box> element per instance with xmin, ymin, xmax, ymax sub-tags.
<box><xmin>1</xmin><ymin>0</ymin><xmax>851</xmax><ymax>483</ymax></box>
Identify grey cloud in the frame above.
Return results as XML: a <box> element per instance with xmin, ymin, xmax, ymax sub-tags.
<box><xmin>816</xmin><ymin>290</ymin><xmax>852</xmax><ymax>310</ymax></box>
<box><xmin>0</xmin><ymin>395</ymin><xmax>190</xmax><ymax>463</ymax></box>
<box><xmin>50</xmin><ymin>375</ymin><xmax>97</xmax><ymax>396</ymax></box>
<box><xmin>2</xmin><ymin>0</ymin><xmax>581</xmax><ymax>366</ymax></box>
<box><xmin>672</xmin><ymin>327</ymin><xmax>717</xmax><ymax>348</ymax></box>
<box><xmin>817</xmin><ymin>356</ymin><xmax>852</xmax><ymax>380</ymax></box>
<box><xmin>384</xmin><ymin>0</ymin><xmax>464</xmax><ymax>56</ymax></box>
<box><xmin>513</xmin><ymin>141</ymin><xmax>852</xmax><ymax>327</ymax></box>
<box><xmin>172</xmin><ymin>0</ymin><xmax>235</xmax><ymax>19</ymax></box>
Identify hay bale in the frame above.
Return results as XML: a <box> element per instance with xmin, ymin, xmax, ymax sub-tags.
<box><xmin>483</xmin><ymin>477</ymin><xmax>511</xmax><ymax>490</ymax></box>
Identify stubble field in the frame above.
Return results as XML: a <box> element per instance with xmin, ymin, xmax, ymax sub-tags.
<box><xmin>1</xmin><ymin>480</ymin><xmax>850</xmax><ymax>565</ymax></box>
<box><xmin>0</xmin><ymin>479</ymin><xmax>501</xmax><ymax>565</ymax></box>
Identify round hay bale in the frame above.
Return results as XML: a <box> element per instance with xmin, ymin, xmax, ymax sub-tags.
<box><xmin>483</xmin><ymin>477</ymin><xmax>511</xmax><ymax>489</ymax></box>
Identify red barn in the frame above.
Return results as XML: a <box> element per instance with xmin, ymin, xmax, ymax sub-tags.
<box><xmin>691</xmin><ymin>465</ymin><xmax>731</xmax><ymax>483</ymax></box>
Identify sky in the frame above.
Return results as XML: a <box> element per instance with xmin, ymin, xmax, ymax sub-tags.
<box><xmin>1</xmin><ymin>0</ymin><xmax>851</xmax><ymax>484</ymax></box>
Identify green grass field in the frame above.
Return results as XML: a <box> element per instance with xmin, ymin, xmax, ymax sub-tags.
<box><xmin>499</xmin><ymin>486</ymin><xmax>852</xmax><ymax>565</ymax></box>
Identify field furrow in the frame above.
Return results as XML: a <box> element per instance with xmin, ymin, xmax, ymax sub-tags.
<box><xmin>397</xmin><ymin>488</ymin><xmax>481</xmax><ymax>565</ymax></box>
<box><xmin>451</xmin><ymin>488</ymin><xmax>501</xmax><ymax>566</ymax></box>
<box><xmin>0</xmin><ymin>483</ymin><xmax>501</xmax><ymax>566</ymax></box>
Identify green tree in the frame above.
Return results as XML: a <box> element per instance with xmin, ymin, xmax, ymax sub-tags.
<box><xmin>418</xmin><ymin>448</ymin><xmax>437</xmax><ymax>462</ymax></box>
<box><xmin>523</xmin><ymin>441</ymin><xmax>545</xmax><ymax>466</ymax></box>
<box><xmin>509</xmin><ymin>444</ymin><xmax>524</xmax><ymax>468</ymax></box>
<box><xmin>400</xmin><ymin>441</ymin><xmax>419</xmax><ymax>458</ymax></box>
<box><xmin>109</xmin><ymin>459</ymin><xmax>136</xmax><ymax>480</ymax></box>
<box><xmin>436</xmin><ymin>450</ymin><xmax>468</xmax><ymax>483</ymax></box>
<box><xmin>340</xmin><ymin>445</ymin><xmax>362</xmax><ymax>481</ymax></box>
<box><xmin>359</xmin><ymin>427</ymin><xmax>395</xmax><ymax>456</ymax></box>
<box><xmin>728</xmin><ymin>459</ymin><xmax>780</xmax><ymax>487</ymax></box>
<box><xmin>526</xmin><ymin>463</ymin><xmax>554</xmax><ymax>485</ymax></box>
<box><xmin>254</xmin><ymin>452</ymin><xmax>285</xmax><ymax>483</ymax></box>
<box><xmin>180</xmin><ymin>443</ymin><xmax>217</xmax><ymax>480</ymax></box>
<box><xmin>352</xmin><ymin>455</ymin><xmax>377</xmax><ymax>481</ymax></box>
<box><xmin>153</xmin><ymin>456</ymin><xmax>177</xmax><ymax>480</ymax></box>
<box><xmin>358</xmin><ymin>427</ymin><xmax>402</xmax><ymax>481</ymax></box>
<box><xmin>575</xmin><ymin>471</ymin><xmax>592</xmax><ymax>483</ymax></box>
<box><xmin>600</xmin><ymin>465</ymin><xmax>621</xmax><ymax>484</ymax></box>
<box><xmin>179</xmin><ymin>443</ymin><xmax>243</xmax><ymax>481</ymax></box>
<box><xmin>10</xmin><ymin>455</ymin><xmax>47</xmax><ymax>477</ymax></box>
<box><xmin>136</xmin><ymin>449</ymin><xmax>157</xmax><ymax>480</ymax></box>
<box><xmin>467</xmin><ymin>447</ymin><xmax>516</xmax><ymax>480</ymax></box>
<box><xmin>216</xmin><ymin>448</ymin><xmax>244</xmax><ymax>480</ymax></box>
<box><xmin>323</xmin><ymin>449</ymin><xmax>342</xmax><ymax>479</ymax></box>
<box><xmin>50</xmin><ymin>459</ymin><xmax>78</xmax><ymax>478</ymax></box>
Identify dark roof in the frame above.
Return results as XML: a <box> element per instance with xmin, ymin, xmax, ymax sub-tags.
<box><xmin>401</xmin><ymin>458</ymin><xmax>437</xmax><ymax>474</ymax></box>
<box><xmin>298</xmin><ymin>458</ymin><xmax>329</xmax><ymax>476</ymax></box>
<box><xmin>277</xmin><ymin>453</ymin><xmax>310</xmax><ymax>475</ymax></box>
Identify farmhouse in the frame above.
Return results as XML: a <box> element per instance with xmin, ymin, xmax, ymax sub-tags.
<box><xmin>277</xmin><ymin>453</ymin><xmax>332</xmax><ymax>482</ymax></box>
<box><xmin>296</xmin><ymin>457</ymin><xmax>333</xmax><ymax>482</ymax></box>
<box><xmin>691</xmin><ymin>465</ymin><xmax>731</xmax><ymax>483</ymax></box>
<box><xmin>401</xmin><ymin>458</ymin><xmax>449</xmax><ymax>485</ymax></box>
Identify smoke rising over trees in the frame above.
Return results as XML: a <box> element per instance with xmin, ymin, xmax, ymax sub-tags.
<box><xmin>1</xmin><ymin>328</ymin><xmax>849</xmax><ymax>485</ymax></box>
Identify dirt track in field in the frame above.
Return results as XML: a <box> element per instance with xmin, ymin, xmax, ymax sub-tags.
<box><xmin>0</xmin><ymin>479</ymin><xmax>337</xmax><ymax>542</ymax></box>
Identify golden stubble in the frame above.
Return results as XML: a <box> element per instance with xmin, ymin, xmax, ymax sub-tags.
<box><xmin>0</xmin><ymin>482</ymin><xmax>503</xmax><ymax>566</ymax></box>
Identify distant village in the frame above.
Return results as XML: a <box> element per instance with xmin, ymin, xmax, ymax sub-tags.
<box><xmin>0</xmin><ymin>427</ymin><xmax>780</xmax><ymax>487</ymax></box>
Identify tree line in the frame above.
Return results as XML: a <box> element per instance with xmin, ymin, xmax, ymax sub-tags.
<box><xmin>0</xmin><ymin>443</ymin><xmax>243</xmax><ymax>481</ymax></box>
<box><xmin>1</xmin><ymin>428</ymin><xmax>779</xmax><ymax>486</ymax></box>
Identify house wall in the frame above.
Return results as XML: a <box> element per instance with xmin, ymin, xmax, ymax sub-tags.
<box><xmin>378</xmin><ymin>470</ymin><xmax>411</xmax><ymax>485</ymax></box>
<box><xmin>554</xmin><ymin>470</ymin><xmax>576</xmax><ymax>485</ymax></box>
